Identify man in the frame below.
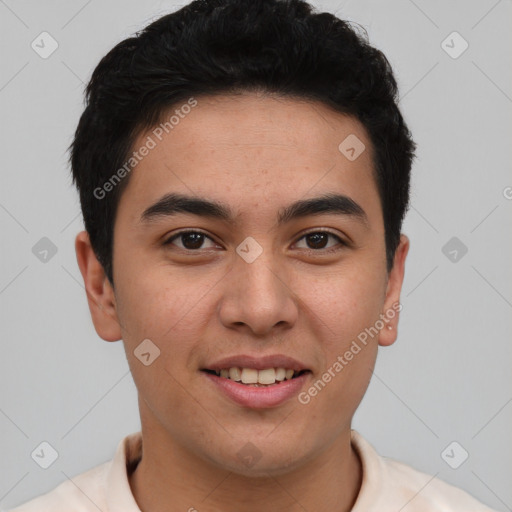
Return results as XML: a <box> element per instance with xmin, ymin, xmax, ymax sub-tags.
<box><xmin>9</xmin><ymin>0</ymin><xmax>498</xmax><ymax>510</ymax></box>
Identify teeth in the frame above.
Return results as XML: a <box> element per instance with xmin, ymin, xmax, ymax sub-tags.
<box><xmin>258</xmin><ymin>368</ymin><xmax>276</xmax><ymax>385</ymax></box>
<box><xmin>228</xmin><ymin>367</ymin><xmax>242</xmax><ymax>381</ymax></box>
<box><xmin>275</xmin><ymin>368</ymin><xmax>286</xmax><ymax>381</ymax></box>
<box><xmin>214</xmin><ymin>367</ymin><xmax>302</xmax><ymax>385</ymax></box>
<box><xmin>241</xmin><ymin>368</ymin><xmax>258</xmax><ymax>384</ymax></box>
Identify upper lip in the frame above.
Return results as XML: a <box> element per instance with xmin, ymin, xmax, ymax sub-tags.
<box><xmin>202</xmin><ymin>354</ymin><xmax>310</xmax><ymax>372</ymax></box>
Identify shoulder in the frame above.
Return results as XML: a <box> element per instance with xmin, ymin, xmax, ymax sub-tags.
<box><xmin>351</xmin><ymin>430</ymin><xmax>498</xmax><ymax>512</ymax></box>
<box><xmin>383</xmin><ymin>456</ymin><xmax>497</xmax><ymax>511</ymax></box>
<box><xmin>7</xmin><ymin>462</ymin><xmax>109</xmax><ymax>512</ymax></box>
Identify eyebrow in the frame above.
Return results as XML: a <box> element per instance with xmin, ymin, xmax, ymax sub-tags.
<box><xmin>140</xmin><ymin>192</ymin><xmax>369</xmax><ymax>228</ymax></box>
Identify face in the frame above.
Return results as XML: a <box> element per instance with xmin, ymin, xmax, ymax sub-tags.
<box><xmin>77</xmin><ymin>92</ymin><xmax>408</xmax><ymax>476</ymax></box>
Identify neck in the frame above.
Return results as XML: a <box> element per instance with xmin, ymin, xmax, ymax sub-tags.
<box><xmin>129</xmin><ymin>422</ymin><xmax>362</xmax><ymax>512</ymax></box>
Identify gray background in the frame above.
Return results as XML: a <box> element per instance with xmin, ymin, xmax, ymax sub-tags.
<box><xmin>1</xmin><ymin>0</ymin><xmax>511</xmax><ymax>510</ymax></box>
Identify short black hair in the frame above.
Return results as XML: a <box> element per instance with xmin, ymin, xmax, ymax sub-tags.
<box><xmin>70</xmin><ymin>0</ymin><xmax>416</xmax><ymax>284</ymax></box>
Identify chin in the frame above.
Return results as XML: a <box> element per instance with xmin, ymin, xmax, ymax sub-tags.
<box><xmin>204</xmin><ymin>439</ymin><xmax>311</xmax><ymax>478</ymax></box>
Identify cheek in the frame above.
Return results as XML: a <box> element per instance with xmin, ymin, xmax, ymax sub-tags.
<box><xmin>114</xmin><ymin>248</ymin><xmax>202</xmax><ymax>332</ymax></box>
<box><xmin>292</xmin><ymin>264</ymin><xmax>384</xmax><ymax>418</ymax></box>
<box><xmin>113</xmin><ymin>263</ymin><xmax>220</xmax><ymax>372</ymax></box>
<box><xmin>113</xmin><ymin>272</ymin><xmax>208</xmax><ymax>422</ymax></box>
<box><xmin>302</xmin><ymin>265</ymin><xmax>387</xmax><ymax>344</ymax></box>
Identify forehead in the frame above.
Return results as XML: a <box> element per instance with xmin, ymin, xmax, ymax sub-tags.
<box><xmin>149</xmin><ymin>92</ymin><xmax>372</xmax><ymax>164</ymax></box>
<box><xmin>117</xmin><ymin>92</ymin><xmax>381</xmax><ymax>226</ymax></box>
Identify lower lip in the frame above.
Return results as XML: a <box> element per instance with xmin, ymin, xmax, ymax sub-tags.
<box><xmin>202</xmin><ymin>371</ymin><xmax>310</xmax><ymax>409</ymax></box>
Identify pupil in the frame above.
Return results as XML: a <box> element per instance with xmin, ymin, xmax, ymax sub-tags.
<box><xmin>183</xmin><ymin>233</ymin><xmax>204</xmax><ymax>249</ymax></box>
<box><xmin>307</xmin><ymin>233</ymin><xmax>327</xmax><ymax>249</ymax></box>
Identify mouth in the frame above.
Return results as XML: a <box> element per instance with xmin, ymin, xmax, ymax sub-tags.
<box><xmin>201</xmin><ymin>367</ymin><xmax>311</xmax><ymax>387</ymax></box>
<box><xmin>200</xmin><ymin>356</ymin><xmax>312</xmax><ymax>408</ymax></box>
<box><xmin>200</xmin><ymin>354</ymin><xmax>312</xmax><ymax>408</ymax></box>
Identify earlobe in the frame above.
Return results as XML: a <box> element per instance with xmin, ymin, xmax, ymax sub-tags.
<box><xmin>75</xmin><ymin>231</ymin><xmax>122</xmax><ymax>342</ymax></box>
<box><xmin>378</xmin><ymin>234</ymin><xmax>409</xmax><ymax>347</ymax></box>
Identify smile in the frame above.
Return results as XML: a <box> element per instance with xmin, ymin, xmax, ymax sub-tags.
<box><xmin>203</xmin><ymin>367</ymin><xmax>308</xmax><ymax>386</ymax></box>
<box><xmin>201</xmin><ymin>368</ymin><xmax>311</xmax><ymax>408</ymax></box>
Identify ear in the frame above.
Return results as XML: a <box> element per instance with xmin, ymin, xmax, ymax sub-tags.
<box><xmin>75</xmin><ymin>230</ymin><xmax>122</xmax><ymax>342</ymax></box>
<box><xmin>378</xmin><ymin>234</ymin><xmax>409</xmax><ymax>347</ymax></box>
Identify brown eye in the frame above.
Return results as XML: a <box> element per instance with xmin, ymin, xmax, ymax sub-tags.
<box><xmin>295</xmin><ymin>231</ymin><xmax>345</xmax><ymax>251</ymax></box>
<box><xmin>165</xmin><ymin>231</ymin><xmax>217</xmax><ymax>250</ymax></box>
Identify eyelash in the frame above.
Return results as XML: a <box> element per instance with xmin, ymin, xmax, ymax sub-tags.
<box><xmin>163</xmin><ymin>229</ymin><xmax>347</xmax><ymax>254</ymax></box>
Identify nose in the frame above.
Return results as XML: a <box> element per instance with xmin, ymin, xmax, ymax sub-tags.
<box><xmin>218</xmin><ymin>247</ymin><xmax>299</xmax><ymax>337</ymax></box>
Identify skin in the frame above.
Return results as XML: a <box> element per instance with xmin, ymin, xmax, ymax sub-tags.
<box><xmin>76</xmin><ymin>91</ymin><xmax>409</xmax><ymax>512</ymax></box>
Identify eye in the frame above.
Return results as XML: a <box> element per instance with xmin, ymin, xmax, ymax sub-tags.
<box><xmin>294</xmin><ymin>230</ymin><xmax>346</xmax><ymax>252</ymax></box>
<box><xmin>164</xmin><ymin>230</ymin><xmax>218</xmax><ymax>251</ymax></box>
<box><xmin>164</xmin><ymin>229</ymin><xmax>347</xmax><ymax>253</ymax></box>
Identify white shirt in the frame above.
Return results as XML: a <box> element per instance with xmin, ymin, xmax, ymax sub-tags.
<box><xmin>8</xmin><ymin>430</ymin><xmax>497</xmax><ymax>511</ymax></box>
